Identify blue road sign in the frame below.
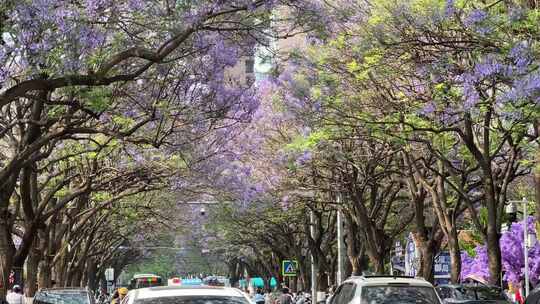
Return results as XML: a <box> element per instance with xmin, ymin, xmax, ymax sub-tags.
<box><xmin>282</xmin><ymin>260</ymin><xmax>298</xmax><ymax>277</ymax></box>
<box><xmin>434</xmin><ymin>251</ymin><xmax>451</xmax><ymax>285</ymax></box>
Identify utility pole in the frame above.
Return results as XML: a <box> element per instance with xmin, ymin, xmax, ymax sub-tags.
<box><xmin>336</xmin><ymin>194</ymin><xmax>345</xmax><ymax>286</ymax></box>
<box><xmin>523</xmin><ymin>198</ymin><xmax>530</xmax><ymax>297</ymax></box>
<box><xmin>310</xmin><ymin>211</ymin><xmax>318</xmax><ymax>304</ymax></box>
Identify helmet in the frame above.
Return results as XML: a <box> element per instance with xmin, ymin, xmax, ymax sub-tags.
<box><xmin>118</xmin><ymin>288</ymin><xmax>128</xmax><ymax>295</ymax></box>
<box><xmin>13</xmin><ymin>285</ymin><xmax>21</xmax><ymax>293</ymax></box>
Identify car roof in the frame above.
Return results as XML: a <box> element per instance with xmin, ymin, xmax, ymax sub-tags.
<box><xmin>345</xmin><ymin>276</ymin><xmax>434</xmax><ymax>287</ymax></box>
<box><xmin>438</xmin><ymin>284</ymin><xmax>501</xmax><ymax>289</ymax></box>
<box><xmin>38</xmin><ymin>288</ymin><xmax>88</xmax><ymax>293</ymax></box>
<box><xmin>133</xmin><ymin>286</ymin><xmax>247</xmax><ymax>300</ymax></box>
<box><xmin>133</xmin><ymin>274</ymin><xmax>161</xmax><ymax>279</ymax></box>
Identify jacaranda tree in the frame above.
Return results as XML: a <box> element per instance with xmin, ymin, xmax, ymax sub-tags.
<box><xmin>0</xmin><ymin>0</ymin><xmax>323</xmax><ymax>297</ymax></box>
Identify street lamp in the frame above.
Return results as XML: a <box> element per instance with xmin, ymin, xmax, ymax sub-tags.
<box><xmin>505</xmin><ymin>198</ymin><xmax>535</xmax><ymax>297</ymax></box>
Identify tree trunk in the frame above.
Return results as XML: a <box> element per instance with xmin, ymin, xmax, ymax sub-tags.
<box><xmin>318</xmin><ymin>272</ymin><xmax>329</xmax><ymax>292</ymax></box>
<box><xmin>38</xmin><ymin>226</ymin><xmax>52</xmax><ymax>289</ymax></box>
<box><xmin>86</xmin><ymin>260</ymin><xmax>97</xmax><ymax>290</ymax></box>
<box><xmin>448</xmin><ymin>230</ymin><xmax>461</xmax><ymax>284</ymax></box>
<box><xmin>359</xmin><ymin>228</ymin><xmax>386</xmax><ymax>274</ymax></box>
<box><xmin>0</xmin><ymin>212</ymin><xmax>15</xmax><ymax>300</ymax></box>
<box><xmin>417</xmin><ymin>241</ymin><xmax>435</xmax><ymax>283</ymax></box>
<box><xmin>70</xmin><ymin>267</ymin><xmax>83</xmax><ymax>287</ymax></box>
<box><xmin>486</xmin><ymin>228</ymin><xmax>501</xmax><ymax>285</ymax></box>
<box><xmin>80</xmin><ymin>271</ymin><xmax>87</xmax><ymax>288</ymax></box>
<box><xmin>344</xmin><ymin>214</ymin><xmax>364</xmax><ymax>276</ymax></box>
<box><xmin>227</xmin><ymin>259</ymin><xmax>239</xmax><ymax>287</ymax></box>
<box><xmin>38</xmin><ymin>259</ymin><xmax>52</xmax><ymax>289</ymax></box>
<box><xmin>373</xmin><ymin>256</ymin><xmax>385</xmax><ymax>274</ymax></box>
<box><xmin>485</xmin><ymin>181</ymin><xmax>502</xmax><ymax>285</ymax></box>
<box><xmin>0</xmin><ymin>178</ymin><xmax>17</xmax><ymax>300</ymax></box>
<box><xmin>26</xmin><ymin>248</ymin><xmax>40</xmax><ymax>296</ymax></box>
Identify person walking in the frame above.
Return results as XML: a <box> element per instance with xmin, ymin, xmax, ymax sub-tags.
<box><xmin>277</xmin><ymin>288</ymin><xmax>293</xmax><ymax>304</ymax></box>
<box><xmin>295</xmin><ymin>290</ymin><xmax>307</xmax><ymax>304</ymax></box>
<box><xmin>6</xmin><ymin>285</ymin><xmax>25</xmax><ymax>304</ymax></box>
<box><xmin>111</xmin><ymin>288</ymin><xmax>128</xmax><ymax>304</ymax></box>
<box><xmin>253</xmin><ymin>289</ymin><xmax>265</xmax><ymax>304</ymax></box>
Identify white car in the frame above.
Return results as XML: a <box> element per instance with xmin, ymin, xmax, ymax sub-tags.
<box><xmin>125</xmin><ymin>286</ymin><xmax>252</xmax><ymax>304</ymax></box>
<box><xmin>329</xmin><ymin>275</ymin><xmax>442</xmax><ymax>304</ymax></box>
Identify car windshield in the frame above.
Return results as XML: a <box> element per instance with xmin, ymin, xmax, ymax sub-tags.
<box><xmin>34</xmin><ymin>291</ymin><xmax>89</xmax><ymax>304</ymax></box>
<box><xmin>361</xmin><ymin>286</ymin><xmax>440</xmax><ymax>304</ymax></box>
<box><xmin>455</xmin><ymin>287</ymin><xmax>506</xmax><ymax>301</ymax></box>
<box><xmin>135</xmin><ymin>296</ymin><xmax>250</xmax><ymax>304</ymax></box>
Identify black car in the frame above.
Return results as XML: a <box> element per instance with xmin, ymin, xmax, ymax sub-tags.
<box><xmin>33</xmin><ymin>288</ymin><xmax>96</xmax><ymax>304</ymax></box>
<box><xmin>436</xmin><ymin>284</ymin><xmax>511</xmax><ymax>304</ymax></box>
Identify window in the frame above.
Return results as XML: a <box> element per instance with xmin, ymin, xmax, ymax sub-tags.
<box><xmin>454</xmin><ymin>287</ymin><xmax>506</xmax><ymax>301</ymax></box>
<box><xmin>34</xmin><ymin>291</ymin><xmax>90</xmax><ymax>304</ymax></box>
<box><xmin>331</xmin><ymin>285</ymin><xmax>344</xmax><ymax>304</ymax></box>
<box><xmin>245</xmin><ymin>59</ymin><xmax>254</xmax><ymax>74</ymax></box>
<box><xmin>436</xmin><ymin>287</ymin><xmax>450</xmax><ymax>300</ymax></box>
<box><xmin>341</xmin><ymin>283</ymin><xmax>357</xmax><ymax>304</ymax></box>
<box><xmin>360</xmin><ymin>286</ymin><xmax>439</xmax><ymax>304</ymax></box>
<box><xmin>333</xmin><ymin>283</ymin><xmax>356</xmax><ymax>304</ymax></box>
<box><xmin>135</xmin><ymin>296</ymin><xmax>250</xmax><ymax>304</ymax></box>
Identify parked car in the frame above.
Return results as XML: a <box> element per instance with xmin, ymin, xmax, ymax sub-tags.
<box><xmin>125</xmin><ymin>286</ymin><xmax>252</xmax><ymax>304</ymax></box>
<box><xmin>526</xmin><ymin>285</ymin><xmax>540</xmax><ymax>304</ymax></box>
<box><xmin>329</xmin><ymin>275</ymin><xmax>441</xmax><ymax>304</ymax></box>
<box><xmin>33</xmin><ymin>288</ymin><xmax>96</xmax><ymax>304</ymax></box>
<box><xmin>436</xmin><ymin>284</ymin><xmax>511</xmax><ymax>304</ymax></box>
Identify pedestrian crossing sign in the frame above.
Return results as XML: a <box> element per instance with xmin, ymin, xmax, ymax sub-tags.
<box><xmin>282</xmin><ymin>260</ymin><xmax>298</xmax><ymax>277</ymax></box>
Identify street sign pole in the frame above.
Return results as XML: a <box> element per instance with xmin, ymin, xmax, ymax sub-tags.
<box><xmin>105</xmin><ymin>268</ymin><xmax>114</xmax><ymax>294</ymax></box>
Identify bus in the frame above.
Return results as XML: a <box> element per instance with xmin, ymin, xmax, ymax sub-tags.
<box><xmin>129</xmin><ymin>274</ymin><xmax>164</xmax><ymax>289</ymax></box>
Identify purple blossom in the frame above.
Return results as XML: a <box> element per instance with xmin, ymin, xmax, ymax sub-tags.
<box><xmin>80</xmin><ymin>26</ymin><xmax>105</xmax><ymax>51</ymax></box>
<box><xmin>128</xmin><ymin>0</ymin><xmax>145</xmax><ymax>10</ymax></box>
<box><xmin>462</xmin><ymin>217</ymin><xmax>540</xmax><ymax>284</ymax></box>
<box><xmin>474</xmin><ymin>57</ymin><xmax>505</xmax><ymax>79</ymax></box>
<box><xmin>85</xmin><ymin>0</ymin><xmax>111</xmax><ymax>17</ymax></box>
<box><xmin>475</xmin><ymin>26</ymin><xmax>492</xmax><ymax>36</ymax></box>
<box><xmin>462</xmin><ymin>246</ymin><xmax>491</xmax><ymax>281</ymax></box>
<box><xmin>0</xmin><ymin>69</ymin><xmax>7</xmax><ymax>84</ymax></box>
<box><xmin>55</xmin><ymin>8</ymin><xmax>71</xmax><ymax>33</ymax></box>
<box><xmin>504</xmin><ymin>72</ymin><xmax>540</xmax><ymax>103</ymax></box>
<box><xmin>509</xmin><ymin>7</ymin><xmax>525</xmax><ymax>21</ymax></box>
<box><xmin>419</xmin><ymin>102</ymin><xmax>436</xmax><ymax>116</ymax></box>
<box><xmin>278</xmin><ymin>65</ymin><xmax>297</xmax><ymax>87</ymax></box>
<box><xmin>464</xmin><ymin>9</ymin><xmax>487</xmax><ymax>28</ymax></box>
<box><xmin>460</xmin><ymin>251</ymin><xmax>474</xmax><ymax>280</ymax></box>
<box><xmin>510</xmin><ymin>41</ymin><xmax>532</xmax><ymax>73</ymax></box>
<box><xmin>295</xmin><ymin>150</ymin><xmax>312</xmax><ymax>166</ymax></box>
<box><xmin>438</xmin><ymin>107</ymin><xmax>460</xmax><ymax>126</ymax></box>
<box><xmin>455</xmin><ymin>73</ymin><xmax>481</xmax><ymax>110</ymax></box>
<box><xmin>444</xmin><ymin>0</ymin><xmax>456</xmax><ymax>17</ymax></box>
<box><xmin>500</xmin><ymin>217</ymin><xmax>540</xmax><ymax>284</ymax></box>
<box><xmin>462</xmin><ymin>85</ymin><xmax>480</xmax><ymax>110</ymax></box>
<box><xmin>313</xmin><ymin>101</ymin><xmax>322</xmax><ymax>112</ymax></box>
